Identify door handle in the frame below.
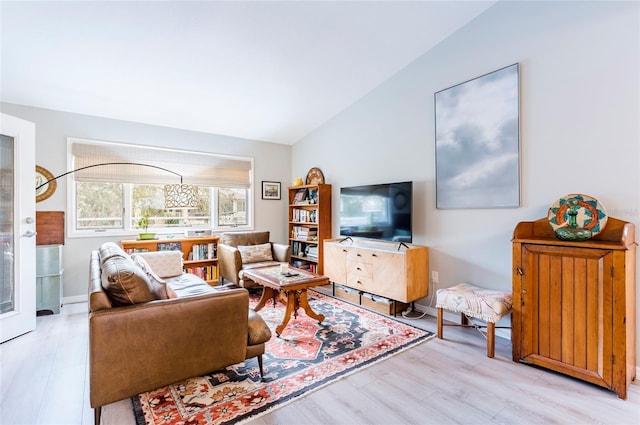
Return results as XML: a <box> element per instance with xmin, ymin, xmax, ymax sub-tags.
<box><xmin>22</xmin><ymin>230</ymin><xmax>37</xmax><ymax>238</ymax></box>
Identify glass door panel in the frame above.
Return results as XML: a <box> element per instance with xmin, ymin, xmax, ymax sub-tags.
<box><xmin>0</xmin><ymin>135</ymin><xmax>14</xmax><ymax>314</ymax></box>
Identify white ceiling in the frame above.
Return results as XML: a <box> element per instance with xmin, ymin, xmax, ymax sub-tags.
<box><xmin>1</xmin><ymin>1</ymin><xmax>495</xmax><ymax>145</ymax></box>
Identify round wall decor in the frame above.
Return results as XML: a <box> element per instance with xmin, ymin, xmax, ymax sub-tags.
<box><xmin>35</xmin><ymin>165</ymin><xmax>57</xmax><ymax>202</ymax></box>
<box><xmin>305</xmin><ymin>167</ymin><xmax>325</xmax><ymax>185</ymax></box>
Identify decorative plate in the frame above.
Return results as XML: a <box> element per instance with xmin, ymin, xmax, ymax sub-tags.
<box><xmin>35</xmin><ymin>165</ymin><xmax>57</xmax><ymax>202</ymax></box>
<box><xmin>305</xmin><ymin>167</ymin><xmax>325</xmax><ymax>185</ymax></box>
<box><xmin>547</xmin><ymin>193</ymin><xmax>608</xmax><ymax>236</ymax></box>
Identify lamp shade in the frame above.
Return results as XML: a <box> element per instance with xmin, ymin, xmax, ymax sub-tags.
<box><xmin>164</xmin><ymin>184</ymin><xmax>198</xmax><ymax>209</ymax></box>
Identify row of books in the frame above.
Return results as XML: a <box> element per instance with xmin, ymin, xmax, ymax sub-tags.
<box><xmin>184</xmin><ymin>265</ymin><xmax>217</xmax><ymax>281</ymax></box>
<box><xmin>189</xmin><ymin>243</ymin><xmax>217</xmax><ymax>260</ymax></box>
<box><xmin>290</xmin><ymin>241</ymin><xmax>318</xmax><ymax>258</ymax></box>
<box><xmin>291</xmin><ymin>259</ymin><xmax>317</xmax><ymax>273</ymax></box>
<box><xmin>291</xmin><ymin>226</ymin><xmax>318</xmax><ymax>241</ymax></box>
<box><xmin>123</xmin><ymin>247</ymin><xmax>150</xmax><ymax>253</ymax></box>
<box><xmin>291</xmin><ymin>208</ymin><xmax>317</xmax><ymax>223</ymax></box>
<box><xmin>306</xmin><ymin>246</ymin><xmax>318</xmax><ymax>260</ymax></box>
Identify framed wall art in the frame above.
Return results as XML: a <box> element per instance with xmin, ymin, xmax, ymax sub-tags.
<box><xmin>435</xmin><ymin>63</ymin><xmax>520</xmax><ymax>209</ymax></box>
<box><xmin>261</xmin><ymin>181</ymin><xmax>281</xmax><ymax>200</ymax></box>
<box><xmin>35</xmin><ymin>165</ymin><xmax>57</xmax><ymax>202</ymax></box>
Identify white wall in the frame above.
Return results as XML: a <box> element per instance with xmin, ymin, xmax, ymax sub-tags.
<box><xmin>1</xmin><ymin>103</ymin><xmax>291</xmax><ymax>300</ymax></box>
<box><xmin>293</xmin><ymin>0</ymin><xmax>640</xmax><ymax>360</ymax></box>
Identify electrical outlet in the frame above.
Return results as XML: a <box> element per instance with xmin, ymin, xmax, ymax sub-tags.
<box><xmin>431</xmin><ymin>271</ymin><xmax>439</xmax><ymax>285</ymax></box>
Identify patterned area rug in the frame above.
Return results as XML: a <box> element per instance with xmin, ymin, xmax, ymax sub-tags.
<box><xmin>132</xmin><ymin>290</ymin><xmax>434</xmax><ymax>425</ymax></box>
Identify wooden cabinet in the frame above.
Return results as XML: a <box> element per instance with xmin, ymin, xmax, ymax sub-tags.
<box><xmin>121</xmin><ymin>236</ymin><xmax>219</xmax><ymax>285</ymax></box>
<box><xmin>512</xmin><ymin>217</ymin><xmax>636</xmax><ymax>399</ymax></box>
<box><xmin>324</xmin><ymin>238</ymin><xmax>428</xmax><ymax>303</ymax></box>
<box><xmin>288</xmin><ymin>184</ymin><xmax>331</xmax><ymax>274</ymax></box>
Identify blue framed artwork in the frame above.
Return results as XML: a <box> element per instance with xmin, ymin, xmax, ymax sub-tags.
<box><xmin>435</xmin><ymin>63</ymin><xmax>520</xmax><ymax>209</ymax></box>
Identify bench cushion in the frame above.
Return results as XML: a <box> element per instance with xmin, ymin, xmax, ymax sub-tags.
<box><xmin>436</xmin><ymin>283</ymin><xmax>512</xmax><ymax>323</ymax></box>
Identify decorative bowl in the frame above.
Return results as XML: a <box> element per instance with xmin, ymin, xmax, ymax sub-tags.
<box><xmin>554</xmin><ymin>227</ymin><xmax>592</xmax><ymax>241</ymax></box>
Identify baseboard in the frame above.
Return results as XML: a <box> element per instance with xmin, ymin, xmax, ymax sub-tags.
<box><xmin>62</xmin><ymin>294</ymin><xmax>88</xmax><ymax>305</ymax></box>
<box><xmin>414</xmin><ymin>302</ymin><xmax>512</xmax><ymax>341</ymax></box>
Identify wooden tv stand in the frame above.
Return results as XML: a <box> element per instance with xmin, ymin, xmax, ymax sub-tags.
<box><xmin>323</xmin><ymin>238</ymin><xmax>429</xmax><ymax>304</ymax></box>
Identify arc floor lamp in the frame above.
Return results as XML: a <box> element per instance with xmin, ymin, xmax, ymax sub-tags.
<box><xmin>35</xmin><ymin>162</ymin><xmax>198</xmax><ymax>208</ymax></box>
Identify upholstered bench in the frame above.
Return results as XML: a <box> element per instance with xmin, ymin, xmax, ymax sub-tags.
<box><xmin>436</xmin><ymin>283</ymin><xmax>512</xmax><ymax>358</ymax></box>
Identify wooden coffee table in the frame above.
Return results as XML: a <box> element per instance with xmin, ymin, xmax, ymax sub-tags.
<box><xmin>242</xmin><ymin>266</ymin><xmax>328</xmax><ymax>336</ymax></box>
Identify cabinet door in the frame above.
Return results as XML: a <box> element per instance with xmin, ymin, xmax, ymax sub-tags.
<box><xmin>517</xmin><ymin>244</ymin><xmax>613</xmax><ymax>389</ymax></box>
<box><xmin>323</xmin><ymin>243</ymin><xmax>348</xmax><ymax>284</ymax></box>
<box><xmin>371</xmin><ymin>251</ymin><xmax>406</xmax><ymax>301</ymax></box>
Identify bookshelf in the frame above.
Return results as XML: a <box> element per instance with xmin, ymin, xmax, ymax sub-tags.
<box><xmin>120</xmin><ymin>236</ymin><xmax>219</xmax><ymax>285</ymax></box>
<box><xmin>288</xmin><ymin>184</ymin><xmax>331</xmax><ymax>274</ymax></box>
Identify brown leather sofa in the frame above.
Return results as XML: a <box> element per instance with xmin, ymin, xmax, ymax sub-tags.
<box><xmin>89</xmin><ymin>243</ymin><xmax>271</xmax><ymax>425</ymax></box>
<box><xmin>218</xmin><ymin>231</ymin><xmax>290</xmax><ymax>287</ymax></box>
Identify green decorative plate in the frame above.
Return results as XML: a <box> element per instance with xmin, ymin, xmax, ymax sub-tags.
<box><xmin>547</xmin><ymin>193</ymin><xmax>608</xmax><ymax>237</ymax></box>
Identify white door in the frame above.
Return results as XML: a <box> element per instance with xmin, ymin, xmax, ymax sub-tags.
<box><xmin>0</xmin><ymin>113</ymin><xmax>36</xmax><ymax>343</ymax></box>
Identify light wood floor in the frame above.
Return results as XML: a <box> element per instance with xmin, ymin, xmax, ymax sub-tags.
<box><xmin>1</xmin><ymin>300</ymin><xmax>639</xmax><ymax>425</ymax></box>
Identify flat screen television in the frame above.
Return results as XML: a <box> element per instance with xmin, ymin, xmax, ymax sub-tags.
<box><xmin>339</xmin><ymin>181</ymin><xmax>412</xmax><ymax>243</ymax></box>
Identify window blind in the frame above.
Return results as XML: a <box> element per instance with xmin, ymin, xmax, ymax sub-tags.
<box><xmin>70</xmin><ymin>139</ymin><xmax>252</xmax><ymax>188</ymax></box>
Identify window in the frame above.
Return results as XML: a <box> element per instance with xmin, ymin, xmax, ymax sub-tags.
<box><xmin>218</xmin><ymin>188</ymin><xmax>248</xmax><ymax>226</ymax></box>
<box><xmin>68</xmin><ymin>138</ymin><xmax>253</xmax><ymax>237</ymax></box>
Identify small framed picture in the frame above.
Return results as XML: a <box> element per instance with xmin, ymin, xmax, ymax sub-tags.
<box><xmin>262</xmin><ymin>181</ymin><xmax>281</xmax><ymax>200</ymax></box>
<box><xmin>293</xmin><ymin>188</ymin><xmax>309</xmax><ymax>204</ymax></box>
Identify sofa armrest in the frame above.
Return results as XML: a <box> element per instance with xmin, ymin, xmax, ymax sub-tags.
<box><xmin>218</xmin><ymin>244</ymin><xmax>242</xmax><ymax>284</ymax></box>
<box><xmin>271</xmin><ymin>243</ymin><xmax>291</xmax><ymax>263</ymax></box>
<box><xmin>89</xmin><ymin>288</ymin><xmax>249</xmax><ymax>409</ymax></box>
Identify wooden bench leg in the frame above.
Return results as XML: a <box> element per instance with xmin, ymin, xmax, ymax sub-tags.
<box><xmin>487</xmin><ymin>322</ymin><xmax>495</xmax><ymax>358</ymax></box>
<box><xmin>437</xmin><ymin>307</ymin><xmax>443</xmax><ymax>339</ymax></box>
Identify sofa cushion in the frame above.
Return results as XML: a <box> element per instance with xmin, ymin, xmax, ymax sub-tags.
<box><xmin>99</xmin><ymin>241</ymin><xmax>131</xmax><ymax>264</ymax></box>
<box><xmin>101</xmin><ymin>255</ymin><xmax>156</xmax><ymax>306</ymax></box>
<box><xmin>165</xmin><ymin>273</ymin><xmax>216</xmax><ymax>298</ymax></box>
<box><xmin>238</xmin><ymin>242</ymin><xmax>273</xmax><ymax>264</ymax></box>
<box><xmin>131</xmin><ymin>251</ymin><xmax>183</xmax><ymax>278</ymax></box>
<box><xmin>247</xmin><ymin>309</ymin><xmax>272</xmax><ymax>345</ymax></box>
<box><xmin>131</xmin><ymin>255</ymin><xmax>169</xmax><ymax>300</ymax></box>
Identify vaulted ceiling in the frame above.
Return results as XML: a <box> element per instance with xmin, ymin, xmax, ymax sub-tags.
<box><xmin>1</xmin><ymin>1</ymin><xmax>495</xmax><ymax>144</ymax></box>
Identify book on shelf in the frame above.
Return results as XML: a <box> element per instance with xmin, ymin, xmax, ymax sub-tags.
<box><xmin>157</xmin><ymin>242</ymin><xmax>182</xmax><ymax>251</ymax></box>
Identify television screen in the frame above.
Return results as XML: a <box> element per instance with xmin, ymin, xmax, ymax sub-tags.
<box><xmin>339</xmin><ymin>181</ymin><xmax>412</xmax><ymax>243</ymax></box>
